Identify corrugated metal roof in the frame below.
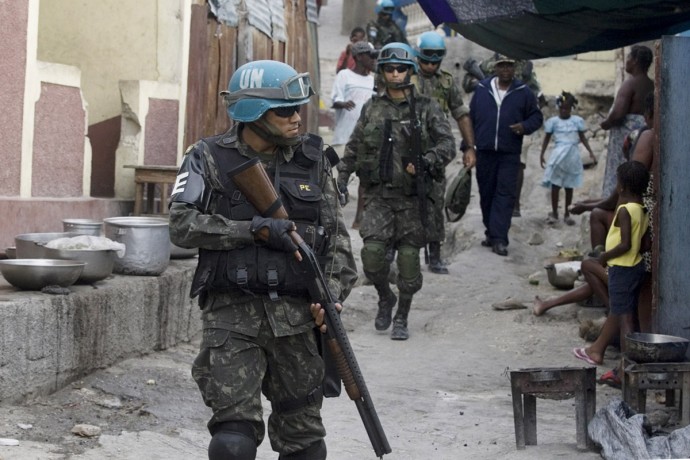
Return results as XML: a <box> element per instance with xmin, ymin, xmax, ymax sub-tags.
<box><xmin>208</xmin><ymin>0</ymin><xmax>240</xmax><ymax>27</ymax></box>
<box><xmin>306</xmin><ymin>0</ymin><xmax>319</xmax><ymax>24</ymax></box>
<box><xmin>269</xmin><ymin>0</ymin><xmax>287</xmax><ymax>42</ymax></box>
<box><xmin>247</xmin><ymin>0</ymin><xmax>273</xmax><ymax>37</ymax></box>
<box><xmin>208</xmin><ymin>0</ymin><xmax>289</xmax><ymax>41</ymax></box>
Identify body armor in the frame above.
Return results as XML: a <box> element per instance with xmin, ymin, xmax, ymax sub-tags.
<box><xmin>190</xmin><ymin>134</ymin><xmax>329</xmax><ymax>299</ymax></box>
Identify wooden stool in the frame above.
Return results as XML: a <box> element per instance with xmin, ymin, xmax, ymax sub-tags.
<box><xmin>622</xmin><ymin>356</ymin><xmax>690</xmax><ymax>426</ymax></box>
<box><xmin>510</xmin><ymin>367</ymin><xmax>596</xmax><ymax>450</ymax></box>
<box><xmin>125</xmin><ymin>165</ymin><xmax>179</xmax><ymax>216</ymax></box>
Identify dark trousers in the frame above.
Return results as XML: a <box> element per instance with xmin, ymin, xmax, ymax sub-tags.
<box><xmin>476</xmin><ymin>149</ymin><xmax>520</xmax><ymax>245</ymax></box>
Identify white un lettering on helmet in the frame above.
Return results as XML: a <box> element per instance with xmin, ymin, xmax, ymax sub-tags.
<box><xmin>239</xmin><ymin>68</ymin><xmax>264</xmax><ymax>89</ymax></box>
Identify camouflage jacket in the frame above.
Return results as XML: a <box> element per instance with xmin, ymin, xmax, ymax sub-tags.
<box><xmin>413</xmin><ymin>70</ymin><xmax>469</xmax><ymax>121</ymax></box>
<box><xmin>366</xmin><ymin>20</ymin><xmax>407</xmax><ymax>49</ymax></box>
<box><xmin>337</xmin><ymin>90</ymin><xmax>455</xmax><ymax>192</ymax></box>
<box><xmin>169</xmin><ymin>124</ymin><xmax>358</xmax><ymax>338</ymax></box>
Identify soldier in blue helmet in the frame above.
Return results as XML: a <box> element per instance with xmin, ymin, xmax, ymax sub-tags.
<box><xmin>169</xmin><ymin>60</ymin><xmax>357</xmax><ymax>460</ymax></box>
<box><xmin>367</xmin><ymin>0</ymin><xmax>408</xmax><ymax>49</ymax></box>
<box><xmin>413</xmin><ymin>31</ymin><xmax>476</xmax><ymax>274</ymax></box>
<box><xmin>337</xmin><ymin>43</ymin><xmax>455</xmax><ymax>340</ymax></box>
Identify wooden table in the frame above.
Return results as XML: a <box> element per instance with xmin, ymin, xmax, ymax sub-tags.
<box><xmin>124</xmin><ymin>165</ymin><xmax>179</xmax><ymax>216</ymax></box>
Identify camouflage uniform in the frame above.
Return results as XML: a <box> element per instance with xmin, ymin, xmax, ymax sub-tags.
<box><xmin>337</xmin><ymin>90</ymin><xmax>454</xmax><ymax>336</ymax></box>
<box><xmin>412</xmin><ymin>70</ymin><xmax>466</xmax><ymax>244</ymax></box>
<box><xmin>366</xmin><ymin>19</ymin><xmax>408</xmax><ymax>49</ymax></box>
<box><xmin>169</xmin><ymin>124</ymin><xmax>357</xmax><ymax>455</ymax></box>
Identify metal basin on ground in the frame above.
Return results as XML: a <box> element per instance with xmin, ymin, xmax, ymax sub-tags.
<box><xmin>15</xmin><ymin>232</ymin><xmax>82</xmax><ymax>259</ymax></box>
<box><xmin>0</xmin><ymin>259</ymin><xmax>85</xmax><ymax>290</ymax></box>
<box><xmin>44</xmin><ymin>247</ymin><xmax>116</xmax><ymax>283</ymax></box>
<box><xmin>625</xmin><ymin>332</ymin><xmax>690</xmax><ymax>363</ymax></box>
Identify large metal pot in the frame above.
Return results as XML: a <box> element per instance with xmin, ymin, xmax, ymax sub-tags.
<box><xmin>103</xmin><ymin>217</ymin><xmax>170</xmax><ymax>276</ymax></box>
<box><xmin>62</xmin><ymin>219</ymin><xmax>103</xmax><ymax>236</ymax></box>
<box><xmin>44</xmin><ymin>247</ymin><xmax>116</xmax><ymax>283</ymax></box>
<box><xmin>625</xmin><ymin>332</ymin><xmax>690</xmax><ymax>363</ymax></box>
<box><xmin>15</xmin><ymin>232</ymin><xmax>82</xmax><ymax>259</ymax></box>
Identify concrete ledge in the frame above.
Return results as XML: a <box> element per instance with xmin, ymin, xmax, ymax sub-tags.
<box><xmin>0</xmin><ymin>259</ymin><xmax>201</xmax><ymax>403</ymax></box>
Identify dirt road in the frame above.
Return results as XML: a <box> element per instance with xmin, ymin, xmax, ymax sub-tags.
<box><xmin>0</xmin><ymin>3</ymin><xmax>650</xmax><ymax>460</ymax></box>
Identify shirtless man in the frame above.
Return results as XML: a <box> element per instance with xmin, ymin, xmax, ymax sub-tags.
<box><xmin>599</xmin><ymin>45</ymin><xmax>654</xmax><ymax>197</ymax></box>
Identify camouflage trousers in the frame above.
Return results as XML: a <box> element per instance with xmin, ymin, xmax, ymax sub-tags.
<box><xmin>360</xmin><ymin>190</ymin><xmax>425</xmax><ymax>294</ymax></box>
<box><xmin>192</xmin><ymin>316</ymin><xmax>325</xmax><ymax>454</ymax></box>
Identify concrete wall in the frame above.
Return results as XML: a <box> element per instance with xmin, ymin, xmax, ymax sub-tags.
<box><xmin>0</xmin><ymin>1</ymin><xmax>29</xmax><ymax>197</ymax></box>
<box><xmin>0</xmin><ymin>260</ymin><xmax>201</xmax><ymax>403</ymax></box>
<box><xmin>36</xmin><ymin>0</ymin><xmax>184</xmax><ymax>125</ymax></box>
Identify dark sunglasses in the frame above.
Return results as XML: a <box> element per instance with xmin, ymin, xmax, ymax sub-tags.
<box><xmin>418</xmin><ymin>48</ymin><xmax>446</xmax><ymax>60</ymax></box>
<box><xmin>271</xmin><ymin>105</ymin><xmax>301</xmax><ymax>118</ymax></box>
<box><xmin>418</xmin><ymin>58</ymin><xmax>439</xmax><ymax>65</ymax></box>
<box><xmin>382</xmin><ymin>64</ymin><xmax>410</xmax><ymax>74</ymax></box>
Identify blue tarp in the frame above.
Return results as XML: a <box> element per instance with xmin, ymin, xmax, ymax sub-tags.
<box><xmin>416</xmin><ymin>0</ymin><xmax>690</xmax><ymax>58</ymax></box>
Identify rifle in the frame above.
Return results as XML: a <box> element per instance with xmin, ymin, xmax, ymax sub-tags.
<box><xmin>462</xmin><ymin>58</ymin><xmax>485</xmax><ymax>81</ymax></box>
<box><xmin>402</xmin><ymin>84</ymin><xmax>429</xmax><ymax>260</ymax></box>
<box><xmin>227</xmin><ymin>157</ymin><xmax>392</xmax><ymax>459</ymax></box>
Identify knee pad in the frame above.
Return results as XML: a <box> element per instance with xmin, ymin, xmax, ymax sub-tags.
<box><xmin>361</xmin><ymin>240</ymin><xmax>387</xmax><ymax>273</ymax></box>
<box><xmin>208</xmin><ymin>421</ymin><xmax>257</xmax><ymax>460</ymax></box>
<box><xmin>396</xmin><ymin>245</ymin><xmax>421</xmax><ymax>280</ymax></box>
<box><xmin>278</xmin><ymin>440</ymin><xmax>327</xmax><ymax>460</ymax></box>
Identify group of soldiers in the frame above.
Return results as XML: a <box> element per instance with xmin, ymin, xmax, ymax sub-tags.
<box><xmin>166</xmin><ymin>0</ymin><xmax>541</xmax><ymax>458</ymax></box>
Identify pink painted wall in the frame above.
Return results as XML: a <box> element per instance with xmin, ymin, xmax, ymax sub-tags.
<box><xmin>144</xmin><ymin>98</ymin><xmax>179</xmax><ymax>166</ymax></box>
<box><xmin>32</xmin><ymin>83</ymin><xmax>86</xmax><ymax>197</ymax></box>
<box><xmin>0</xmin><ymin>2</ymin><xmax>28</xmax><ymax>196</ymax></box>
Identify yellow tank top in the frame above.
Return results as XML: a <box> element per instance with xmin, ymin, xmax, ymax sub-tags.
<box><xmin>605</xmin><ymin>202</ymin><xmax>649</xmax><ymax>267</ymax></box>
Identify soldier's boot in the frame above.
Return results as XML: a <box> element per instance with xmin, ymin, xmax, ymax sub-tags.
<box><xmin>208</xmin><ymin>421</ymin><xmax>257</xmax><ymax>460</ymax></box>
<box><xmin>428</xmin><ymin>241</ymin><xmax>449</xmax><ymax>274</ymax></box>
<box><xmin>391</xmin><ymin>295</ymin><xmax>412</xmax><ymax>341</ymax></box>
<box><xmin>279</xmin><ymin>440</ymin><xmax>327</xmax><ymax>460</ymax></box>
<box><xmin>374</xmin><ymin>284</ymin><xmax>397</xmax><ymax>331</ymax></box>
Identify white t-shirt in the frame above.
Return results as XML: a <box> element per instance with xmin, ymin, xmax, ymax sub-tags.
<box><xmin>330</xmin><ymin>69</ymin><xmax>375</xmax><ymax>145</ymax></box>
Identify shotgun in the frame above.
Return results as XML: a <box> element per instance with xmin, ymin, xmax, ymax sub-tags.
<box><xmin>227</xmin><ymin>157</ymin><xmax>392</xmax><ymax>458</ymax></box>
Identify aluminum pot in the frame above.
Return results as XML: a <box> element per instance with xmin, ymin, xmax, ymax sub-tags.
<box><xmin>625</xmin><ymin>332</ymin><xmax>690</xmax><ymax>363</ymax></box>
<box><xmin>62</xmin><ymin>219</ymin><xmax>103</xmax><ymax>236</ymax></box>
<box><xmin>103</xmin><ymin>217</ymin><xmax>170</xmax><ymax>276</ymax></box>
<box><xmin>15</xmin><ymin>232</ymin><xmax>82</xmax><ymax>259</ymax></box>
<box><xmin>44</xmin><ymin>247</ymin><xmax>116</xmax><ymax>283</ymax></box>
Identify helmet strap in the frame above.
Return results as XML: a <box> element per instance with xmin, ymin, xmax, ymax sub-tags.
<box><xmin>247</xmin><ymin>118</ymin><xmax>304</xmax><ymax>147</ymax></box>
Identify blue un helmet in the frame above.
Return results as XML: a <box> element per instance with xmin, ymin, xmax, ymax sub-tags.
<box><xmin>374</xmin><ymin>0</ymin><xmax>395</xmax><ymax>15</ymax></box>
<box><xmin>221</xmin><ymin>60</ymin><xmax>314</xmax><ymax>122</ymax></box>
<box><xmin>377</xmin><ymin>42</ymin><xmax>418</xmax><ymax>73</ymax></box>
<box><xmin>416</xmin><ymin>31</ymin><xmax>446</xmax><ymax>63</ymax></box>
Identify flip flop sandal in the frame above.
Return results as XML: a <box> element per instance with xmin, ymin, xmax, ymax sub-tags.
<box><xmin>573</xmin><ymin>347</ymin><xmax>598</xmax><ymax>366</ymax></box>
<box><xmin>598</xmin><ymin>369</ymin><xmax>621</xmax><ymax>389</ymax></box>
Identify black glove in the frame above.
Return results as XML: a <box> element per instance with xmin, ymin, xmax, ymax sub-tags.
<box><xmin>423</xmin><ymin>153</ymin><xmax>443</xmax><ymax>179</ymax></box>
<box><xmin>337</xmin><ymin>182</ymin><xmax>349</xmax><ymax>206</ymax></box>
<box><xmin>250</xmin><ymin>216</ymin><xmax>298</xmax><ymax>253</ymax></box>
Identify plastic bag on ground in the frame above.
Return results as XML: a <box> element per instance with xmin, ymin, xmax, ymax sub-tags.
<box><xmin>588</xmin><ymin>397</ymin><xmax>690</xmax><ymax>459</ymax></box>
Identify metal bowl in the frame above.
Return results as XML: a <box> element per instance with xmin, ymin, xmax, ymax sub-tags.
<box><xmin>43</xmin><ymin>248</ymin><xmax>116</xmax><ymax>283</ymax></box>
<box><xmin>15</xmin><ymin>232</ymin><xmax>82</xmax><ymax>259</ymax></box>
<box><xmin>625</xmin><ymin>332</ymin><xmax>690</xmax><ymax>363</ymax></box>
<box><xmin>0</xmin><ymin>259</ymin><xmax>86</xmax><ymax>290</ymax></box>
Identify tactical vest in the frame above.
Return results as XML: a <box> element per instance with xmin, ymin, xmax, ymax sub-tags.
<box><xmin>356</xmin><ymin>96</ymin><xmax>430</xmax><ymax>195</ymax></box>
<box><xmin>190</xmin><ymin>134</ymin><xmax>328</xmax><ymax>300</ymax></box>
